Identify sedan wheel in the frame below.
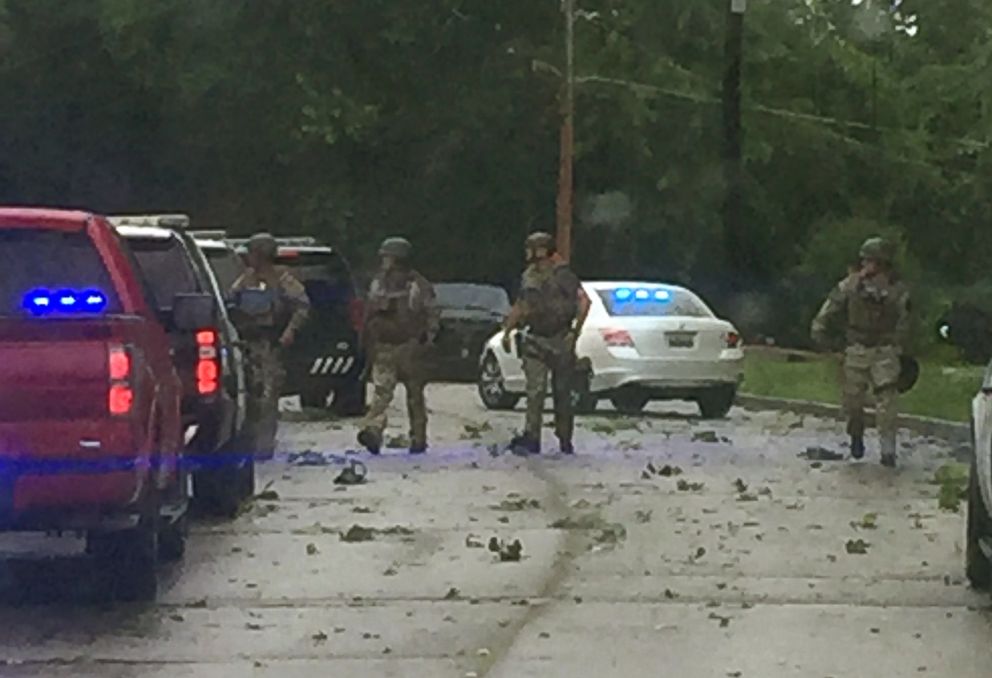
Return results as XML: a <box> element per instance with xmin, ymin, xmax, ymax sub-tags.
<box><xmin>967</xmin><ymin>456</ymin><xmax>992</xmax><ymax>589</ymax></box>
<box><xmin>478</xmin><ymin>354</ymin><xmax>520</xmax><ymax>411</ymax></box>
<box><xmin>610</xmin><ymin>389</ymin><xmax>650</xmax><ymax>415</ymax></box>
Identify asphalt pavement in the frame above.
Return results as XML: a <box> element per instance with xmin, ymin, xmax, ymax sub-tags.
<box><xmin>0</xmin><ymin>384</ymin><xmax>990</xmax><ymax>677</ymax></box>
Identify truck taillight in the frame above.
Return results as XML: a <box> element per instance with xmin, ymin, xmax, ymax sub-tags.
<box><xmin>108</xmin><ymin>345</ymin><xmax>134</xmax><ymax>416</ymax></box>
<box><xmin>601</xmin><ymin>328</ymin><xmax>635</xmax><ymax>348</ymax></box>
<box><xmin>726</xmin><ymin>331</ymin><xmax>742</xmax><ymax>349</ymax></box>
<box><xmin>196</xmin><ymin>329</ymin><xmax>220</xmax><ymax>395</ymax></box>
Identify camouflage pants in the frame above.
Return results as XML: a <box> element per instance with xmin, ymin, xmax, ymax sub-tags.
<box><xmin>245</xmin><ymin>339</ymin><xmax>285</xmax><ymax>457</ymax></box>
<box><xmin>844</xmin><ymin>344</ymin><xmax>900</xmax><ymax>457</ymax></box>
<box><xmin>522</xmin><ymin>333</ymin><xmax>575</xmax><ymax>445</ymax></box>
<box><xmin>361</xmin><ymin>341</ymin><xmax>428</xmax><ymax>448</ymax></box>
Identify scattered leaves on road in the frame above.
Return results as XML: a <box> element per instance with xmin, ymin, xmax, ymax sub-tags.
<box><xmin>386</xmin><ymin>434</ymin><xmax>410</xmax><ymax>449</ymax></box>
<box><xmin>845</xmin><ymin>538</ymin><xmax>871</xmax><ymax>555</ymax></box>
<box><xmin>488</xmin><ymin>537</ymin><xmax>524</xmax><ymax>562</ymax></box>
<box><xmin>462</xmin><ymin>422</ymin><xmax>494</xmax><ymax>440</ymax></box>
<box><xmin>465</xmin><ymin>534</ymin><xmax>485</xmax><ymax>548</ymax></box>
<box><xmin>255</xmin><ymin>489</ymin><xmax>279</xmax><ymax>502</ymax></box>
<box><xmin>657</xmin><ymin>464</ymin><xmax>683</xmax><ymax>477</ymax></box>
<box><xmin>933</xmin><ymin>463</ymin><xmax>969</xmax><ymax>512</ymax></box>
<box><xmin>635</xmin><ymin>509</ymin><xmax>653</xmax><ymax>524</ymax></box>
<box><xmin>692</xmin><ymin>431</ymin><xmax>720</xmax><ymax>443</ymax></box>
<box><xmin>444</xmin><ymin>587</ymin><xmax>461</xmax><ymax>600</ymax></box>
<box><xmin>852</xmin><ymin>513</ymin><xmax>879</xmax><ymax>530</ymax></box>
<box><xmin>306</xmin><ymin>543</ymin><xmax>319</xmax><ymax>556</ymax></box>
<box><xmin>352</xmin><ymin>506</ymin><xmax>373</xmax><ymax>514</ymax></box>
<box><xmin>800</xmin><ymin>447</ymin><xmax>844</xmax><ymax>462</ymax></box>
<box><xmin>340</xmin><ymin>525</ymin><xmax>376</xmax><ymax>542</ymax></box>
<box><xmin>734</xmin><ymin>478</ymin><xmax>748</xmax><ymax>493</ymax></box>
<box><xmin>312</xmin><ymin>630</ymin><xmax>328</xmax><ymax>643</ymax></box>
<box><xmin>677</xmin><ymin>479</ymin><xmax>705</xmax><ymax>492</ymax></box>
<box><xmin>708</xmin><ymin>612</ymin><xmax>731</xmax><ymax>628</ymax></box>
<box><xmin>491</xmin><ymin>497</ymin><xmax>541</xmax><ymax>511</ymax></box>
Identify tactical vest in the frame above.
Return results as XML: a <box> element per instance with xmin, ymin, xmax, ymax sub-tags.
<box><xmin>846</xmin><ymin>275</ymin><xmax>902</xmax><ymax>347</ymax></box>
<box><xmin>521</xmin><ymin>264</ymin><xmax>579</xmax><ymax>337</ymax></box>
<box><xmin>367</xmin><ymin>270</ymin><xmax>429</xmax><ymax>345</ymax></box>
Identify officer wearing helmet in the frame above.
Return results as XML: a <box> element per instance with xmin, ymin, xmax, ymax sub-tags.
<box><xmin>501</xmin><ymin>231</ymin><xmax>591</xmax><ymax>455</ymax></box>
<box><xmin>357</xmin><ymin>237</ymin><xmax>439</xmax><ymax>455</ymax></box>
<box><xmin>230</xmin><ymin>232</ymin><xmax>311</xmax><ymax>458</ymax></box>
<box><xmin>811</xmin><ymin>237</ymin><xmax>912</xmax><ymax>467</ymax></box>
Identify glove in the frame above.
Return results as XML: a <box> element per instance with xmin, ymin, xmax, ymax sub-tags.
<box><xmin>501</xmin><ymin>330</ymin><xmax>513</xmax><ymax>353</ymax></box>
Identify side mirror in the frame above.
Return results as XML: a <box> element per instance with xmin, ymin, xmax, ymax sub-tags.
<box><xmin>173</xmin><ymin>293</ymin><xmax>216</xmax><ymax>331</ymax></box>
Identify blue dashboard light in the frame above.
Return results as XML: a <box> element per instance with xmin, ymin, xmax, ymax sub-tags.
<box><xmin>83</xmin><ymin>291</ymin><xmax>107</xmax><ymax>310</ymax></box>
<box><xmin>634</xmin><ymin>289</ymin><xmax>650</xmax><ymax>300</ymax></box>
<box><xmin>58</xmin><ymin>292</ymin><xmax>78</xmax><ymax>308</ymax></box>
<box><xmin>654</xmin><ymin>289</ymin><xmax>671</xmax><ymax>301</ymax></box>
<box><xmin>614</xmin><ymin>288</ymin><xmax>633</xmax><ymax>301</ymax></box>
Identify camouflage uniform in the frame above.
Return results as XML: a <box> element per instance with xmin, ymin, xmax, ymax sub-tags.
<box><xmin>359</xmin><ymin>267</ymin><xmax>439</xmax><ymax>453</ymax></box>
<box><xmin>517</xmin><ymin>261</ymin><xmax>582</xmax><ymax>452</ymax></box>
<box><xmin>231</xmin><ymin>267</ymin><xmax>310</xmax><ymax>457</ymax></box>
<box><xmin>811</xmin><ymin>265</ymin><xmax>911</xmax><ymax>463</ymax></box>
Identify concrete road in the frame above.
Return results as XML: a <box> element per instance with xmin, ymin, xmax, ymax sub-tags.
<box><xmin>1</xmin><ymin>384</ymin><xmax>990</xmax><ymax>677</ymax></box>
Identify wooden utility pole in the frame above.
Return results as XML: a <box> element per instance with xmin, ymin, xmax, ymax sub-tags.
<box><xmin>722</xmin><ymin>0</ymin><xmax>746</xmax><ymax>285</ymax></box>
<box><xmin>556</xmin><ymin>0</ymin><xmax>576</xmax><ymax>261</ymax></box>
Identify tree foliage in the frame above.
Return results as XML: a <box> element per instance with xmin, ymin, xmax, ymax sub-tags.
<box><xmin>0</xmin><ymin>0</ymin><xmax>988</xmax><ymax>348</ymax></box>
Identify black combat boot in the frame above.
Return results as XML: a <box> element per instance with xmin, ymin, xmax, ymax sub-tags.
<box><xmin>357</xmin><ymin>429</ymin><xmax>382</xmax><ymax>455</ymax></box>
<box><xmin>850</xmin><ymin>434</ymin><xmax>865</xmax><ymax>460</ymax></box>
<box><xmin>880</xmin><ymin>453</ymin><xmax>896</xmax><ymax>468</ymax></box>
<box><xmin>409</xmin><ymin>442</ymin><xmax>427</xmax><ymax>455</ymax></box>
<box><xmin>509</xmin><ymin>435</ymin><xmax>540</xmax><ymax>456</ymax></box>
<box><xmin>559</xmin><ymin>439</ymin><xmax>575</xmax><ymax>455</ymax></box>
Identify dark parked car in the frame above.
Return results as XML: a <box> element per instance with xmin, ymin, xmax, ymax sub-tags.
<box><xmin>938</xmin><ymin>302</ymin><xmax>992</xmax><ymax>365</ymax></box>
<box><xmin>230</xmin><ymin>237</ymin><xmax>367</xmax><ymax>414</ymax></box>
<box><xmin>112</xmin><ymin>215</ymin><xmax>254</xmax><ymax>517</ymax></box>
<box><xmin>430</xmin><ymin>283</ymin><xmax>511</xmax><ymax>381</ymax></box>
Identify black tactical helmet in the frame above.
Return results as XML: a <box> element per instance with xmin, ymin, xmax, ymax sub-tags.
<box><xmin>379</xmin><ymin>236</ymin><xmax>412</xmax><ymax>259</ymax></box>
<box><xmin>859</xmin><ymin>237</ymin><xmax>895</xmax><ymax>264</ymax></box>
<box><xmin>525</xmin><ymin>231</ymin><xmax>556</xmax><ymax>252</ymax></box>
<box><xmin>247</xmin><ymin>232</ymin><xmax>278</xmax><ymax>261</ymax></box>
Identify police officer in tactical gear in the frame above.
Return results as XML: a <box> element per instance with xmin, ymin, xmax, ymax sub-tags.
<box><xmin>357</xmin><ymin>237</ymin><xmax>439</xmax><ymax>455</ymax></box>
<box><xmin>501</xmin><ymin>231</ymin><xmax>590</xmax><ymax>455</ymax></box>
<box><xmin>230</xmin><ymin>232</ymin><xmax>311</xmax><ymax>458</ymax></box>
<box><xmin>811</xmin><ymin>237</ymin><xmax>911</xmax><ymax>467</ymax></box>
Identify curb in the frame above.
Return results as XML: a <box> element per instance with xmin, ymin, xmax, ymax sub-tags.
<box><xmin>737</xmin><ymin>393</ymin><xmax>971</xmax><ymax>452</ymax></box>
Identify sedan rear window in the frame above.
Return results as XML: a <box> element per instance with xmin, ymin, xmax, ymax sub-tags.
<box><xmin>125</xmin><ymin>236</ymin><xmax>201</xmax><ymax>310</ymax></box>
<box><xmin>597</xmin><ymin>287</ymin><xmax>712</xmax><ymax>318</ymax></box>
<box><xmin>0</xmin><ymin>228</ymin><xmax>121</xmax><ymax>316</ymax></box>
<box><xmin>436</xmin><ymin>284</ymin><xmax>511</xmax><ymax>315</ymax></box>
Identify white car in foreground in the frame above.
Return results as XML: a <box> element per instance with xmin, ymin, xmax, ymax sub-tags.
<box><xmin>967</xmin><ymin>362</ymin><xmax>992</xmax><ymax>591</ymax></box>
<box><xmin>477</xmin><ymin>281</ymin><xmax>744</xmax><ymax>417</ymax></box>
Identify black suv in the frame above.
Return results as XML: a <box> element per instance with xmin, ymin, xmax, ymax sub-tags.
<box><xmin>112</xmin><ymin>215</ymin><xmax>254</xmax><ymax>516</ymax></box>
<box><xmin>229</xmin><ymin>237</ymin><xmax>367</xmax><ymax>415</ymax></box>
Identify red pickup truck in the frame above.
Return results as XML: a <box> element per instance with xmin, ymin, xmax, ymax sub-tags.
<box><xmin>0</xmin><ymin>208</ymin><xmax>199</xmax><ymax>600</ymax></box>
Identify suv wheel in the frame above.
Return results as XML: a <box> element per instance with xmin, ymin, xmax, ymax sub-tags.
<box><xmin>571</xmin><ymin>367</ymin><xmax>598</xmax><ymax>415</ymax></box>
<box><xmin>332</xmin><ymin>378</ymin><xmax>367</xmax><ymax>417</ymax></box>
<box><xmin>478</xmin><ymin>354</ymin><xmax>520</xmax><ymax>411</ymax></box>
<box><xmin>967</xmin><ymin>457</ymin><xmax>992</xmax><ymax>589</ymax></box>
<box><xmin>300</xmin><ymin>386</ymin><xmax>331</xmax><ymax>409</ymax></box>
<box><xmin>698</xmin><ymin>385</ymin><xmax>736</xmax><ymax>419</ymax></box>
<box><xmin>193</xmin><ymin>437</ymin><xmax>253</xmax><ymax>518</ymax></box>
<box><xmin>89</xmin><ymin>510</ymin><xmax>159</xmax><ymax>602</ymax></box>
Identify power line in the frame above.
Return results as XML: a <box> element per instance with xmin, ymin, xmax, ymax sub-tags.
<box><xmin>577</xmin><ymin>74</ymin><xmax>989</xmax><ymax>158</ymax></box>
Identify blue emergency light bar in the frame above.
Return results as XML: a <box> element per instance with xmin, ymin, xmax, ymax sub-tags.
<box><xmin>613</xmin><ymin>287</ymin><xmax>671</xmax><ymax>303</ymax></box>
<box><xmin>23</xmin><ymin>289</ymin><xmax>108</xmax><ymax>316</ymax></box>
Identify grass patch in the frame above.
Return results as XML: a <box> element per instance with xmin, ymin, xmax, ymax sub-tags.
<box><xmin>742</xmin><ymin>351</ymin><xmax>982</xmax><ymax>422</ymax></box>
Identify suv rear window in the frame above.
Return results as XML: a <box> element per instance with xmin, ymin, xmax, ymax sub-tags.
<box><xmin>125</xmin><ymin>236</ymin><xmax>201</xmax><ymax>310</ymax></box>
<box><xmin>202</xmin><ymin>246</ymin><xmax>244</xmax><ymax>298</ymax></box>
<box><xmin>276</xmin><ymin>250</ymin><xmax>354</xmax><ymax>312</ymax></box>
<box><xmin>0</xmin><ymin>228</ymin><xmax>122</xmax><ymax>316</ymax></box>
<box><xmin>596</xmin><ymin>287</ymin><xmax>712</xmax><ymax>318</ymax></box>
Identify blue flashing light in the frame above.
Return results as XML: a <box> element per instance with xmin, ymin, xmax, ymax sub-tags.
<box><xmin>23</xmin><ymin>288</ymin><xmax>108</xmax><ymax>316</ymax></box>
<box><xmin>613</xmin><ymin>286</ymin><xmax>674</xmax><ymax>304</ymax></box>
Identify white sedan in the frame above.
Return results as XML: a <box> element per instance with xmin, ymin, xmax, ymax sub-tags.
<box><xmin>967</xmin><ymin>362</ymin><xmax>992</xmax><ymax>591</ymax></box>
<box><xmin>477</xmin><ymin>281</ymin><xmax>744</xmax><ymax>417</ymax></box>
